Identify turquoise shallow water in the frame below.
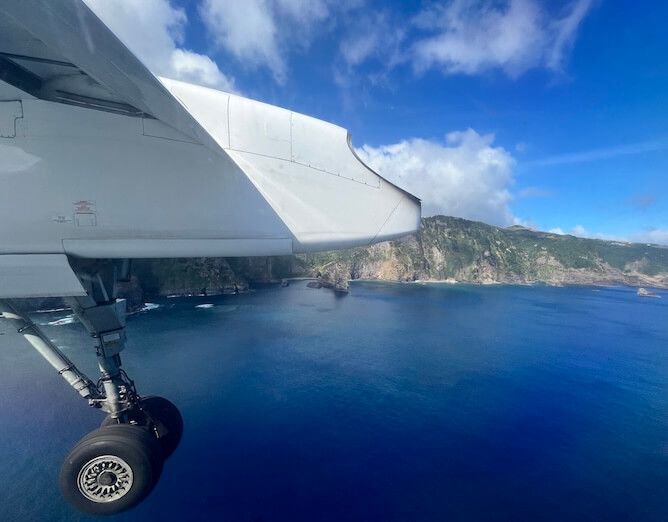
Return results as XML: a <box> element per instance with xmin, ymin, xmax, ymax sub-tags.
<box><xmin>0</xmin><ymin>281</ymin><xmax>667</xmax><ymax>521</ymax></box>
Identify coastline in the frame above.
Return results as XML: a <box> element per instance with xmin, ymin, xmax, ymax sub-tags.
<box><xmin>135</xmin><ymin>277</ymin><xmax>668</xmax><ymax>301</ymax></box>
<box><xmin>343</xmin><ymin>278</ymin><xmax>668</xmax><ymax>292</ymax></box>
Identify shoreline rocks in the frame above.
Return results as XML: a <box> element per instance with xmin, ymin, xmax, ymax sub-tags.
<box><xmin>317</xmin><ymin>263</ymin><xmax>350</xmax><ymax>294</ymax></box>
<box><xmin>637</xmin><ymin>287</ymin><xmax>661</xmax><ymax>298</ymax></box>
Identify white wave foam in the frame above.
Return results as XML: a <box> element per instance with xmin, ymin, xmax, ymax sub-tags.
<box><xmin>47</xmin><ymin>315</ymin><xmax>76</xmax><ymax>326</ymax></box>
<box><xmin>34</xmin><ymin>307</ymin><xmax>70</xmax><ymax>314</ymax></box>
<box><xmin>196</xmin><ymin>304</ymin><xmax>214</xmax><ymax>309</ymax></box>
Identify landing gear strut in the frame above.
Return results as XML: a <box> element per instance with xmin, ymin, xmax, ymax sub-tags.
<box><xmin>0</xmin><ymin>259</ymin><xmax>182</xmax><ymax>516</ymax></box>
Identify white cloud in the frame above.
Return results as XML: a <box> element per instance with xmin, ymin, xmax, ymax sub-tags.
<box><xmin>340</xmin><ymin>11</ymin><xmax>405</xmax><ymax>69</ymax></box>
<box><xmin>168</xmin><ymin>50</ymin><xmax>233</xmax><ymax>89</ymax></box>
<box><xmin>411</xmin><ymin>0</ymin><xmax>594</xmax><ymax>77</ymax></box>
<box><xmin>334</xmin><ymin>11</ymin><xmax>407</xmax><ymax>95</ymax></box>
<box><xmin>545</xmin><ymin>225</ymin><xmax>668</xmax><ymax>246</ymax></box>
<box><xmin>356</xmin><ymin>129</ymin><xmax>517</xmax><ymax>226</ymax></box>
<box><xmin>633</xmin><ymin>229</ymin><xmax>668</xmax><ymax>246</ymax></box>
<box><xmin>84</xmin><ymin>0</ymin><xmax>235</xmax><ymax>91</ymax></box>
<box><xmin>559</xmin><ymin>225</ymin><xmax>622</xmax><ymax>242</ymax></box>
<box><xmin>200</xmin><ymin>0</ymin><xmax>357</xmax><ymax>84</ymax></box>
<box><xmin>513</xmin><ymin>217</ymin><xmax>537</xmax><ymax>229</ymax></box>
<box><xmin>570</xmin><ymin>224</ymin><xmax>590</xmax><ymax>237</ymax></box>
<box><xmin>200</xmin><ymin>0</ymin><xmax>285</xmax><ymax>83</ymax></box>
<box><xmin>85</xmin><ymin>0</ymin><xmax>593</xmax><ymax>93</ymax></box>
<box><xmin>546</xmin><ymin>0</ymin><xmax>595</xmax><ymax>71</ymax></box>
<box><xmin>341</xmin><ymin>31</ymin><xmax>381</xmax><ymax>68</ymax></box>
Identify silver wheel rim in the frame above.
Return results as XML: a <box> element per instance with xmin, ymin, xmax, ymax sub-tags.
<box><xmin>77</xmin><ymin>455</ymin><xmax>134</xmax><ymax>503</ymax></box>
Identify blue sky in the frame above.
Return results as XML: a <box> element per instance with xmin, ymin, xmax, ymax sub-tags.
<box><xmin>85</xmin><ymin>0</ymin><xmax>668</xmax><ymax>244</ymax></box>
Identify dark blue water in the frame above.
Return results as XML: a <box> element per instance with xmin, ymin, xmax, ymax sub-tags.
<box><xmin>0</xmin><ymin>281</ymin><xmax>666</xmax><ymax>521</ymax></box>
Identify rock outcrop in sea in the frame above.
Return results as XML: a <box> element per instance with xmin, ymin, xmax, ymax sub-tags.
<box><xmin>317</xmin><ymin>263</ymin><xmax>350</xmax><ymax>293</ymax></box>
<box><xmin>637</xmin><ymin>287</ymin><xmax>661</xmax><ymax>298</ymax></box>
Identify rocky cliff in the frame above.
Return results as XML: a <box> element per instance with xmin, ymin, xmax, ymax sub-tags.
<box><xmin>306</xmin><ymin>216</ymin><xmax>668</xmax><ymax>288</ymax></box>
<box><xmin>129</xmin><ymin>256</ymin><xmax>311</xmax><ymax>297</ymax></box>
<box><xmin>129</xmin><ymin>216</ymin><xmax>668</xmax><ymax>299</ymax></box>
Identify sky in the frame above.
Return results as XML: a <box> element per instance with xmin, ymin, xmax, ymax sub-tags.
<box><xmin>83</xmin><ymin>0</ymin><xmax>668</xmax><ymax>245</ymax></box>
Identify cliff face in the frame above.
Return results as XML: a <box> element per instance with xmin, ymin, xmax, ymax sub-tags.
<box><xmin>302</xmin><ymin>216</ymin><xmax>668</xmax><ymax>289</ymax></box>
<box><xmin>129</xmin><ymin>216</ymin><xmax>668</xmax><ymax>297</ymax></box>
<box><xmin>130</xmin><ymin>256</ymin><xmax>312</xmax><ymax>297</ymax></box>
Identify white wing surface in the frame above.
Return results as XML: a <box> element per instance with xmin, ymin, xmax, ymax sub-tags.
<box><xmin>0</xmin><ymin>0</ymin><xmax>420</xmax><ymax>296</ymax></box>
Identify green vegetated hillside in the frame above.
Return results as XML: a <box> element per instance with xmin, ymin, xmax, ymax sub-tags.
<box><xmin>131</xmin><ymin>216</ymin><xmax>668</xmax><ymax>297</ymax></box>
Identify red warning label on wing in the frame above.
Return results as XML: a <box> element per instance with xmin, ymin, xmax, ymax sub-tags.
<box><xmin>73</xmin><ymin>200</ymin><xmax>96</xmax><ymax>213</ymax></box>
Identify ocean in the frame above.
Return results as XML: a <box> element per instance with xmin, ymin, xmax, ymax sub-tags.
<box><xmin>0</xmin><ymin>281</ymin><xmax>666</xmax><ymax>521</ymax></box>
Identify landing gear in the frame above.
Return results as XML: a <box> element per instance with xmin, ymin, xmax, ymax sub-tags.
<box><xmin>0</xmin><ymin>259</ymin><xmax>183</xmax><ymax>516</ymax></box>
<box><xmin>101</xmin><ymin>396</ymin><xmax>184</xmax><ymax>460</ymax></box>
<box><xmin>58</xmin><ymin>395</ymin><xmax>182</xmax><ymax>516</ymax></box>
<box><xmin>59</xmin><ymin>425</ymin><xmax>163</xmax><ymax>516</ymax></box>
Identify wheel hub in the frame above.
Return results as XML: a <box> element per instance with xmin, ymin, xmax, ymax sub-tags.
<box><xmin>77</xmin><ymin>455</ymin><xmax>134</xmax><ymax>503</ymax></box>
<box><xmin>97</xmin><ymin>471</ymin><xmax>117</xmax><ymax>486</ymax></box>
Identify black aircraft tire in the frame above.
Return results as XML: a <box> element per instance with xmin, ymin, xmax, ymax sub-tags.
<box><xmin>102</xmin><ymin>396</ymin><xmax>183</xmax><ymax>460</ymax></box>
<box><xmin>59</xmin><ymin>425</ymin><xmax>163</xmax><ymax>516</ymax></box>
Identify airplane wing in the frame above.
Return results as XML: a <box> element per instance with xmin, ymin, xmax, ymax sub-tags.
<box><xmin>0</xmin><ymin>2</ymin><xmax>422</xmax><ymax>512</ymax></box>
<box><xmin>0</xmin><ymin>0</ymin><xmax>420</xmax><ymax>298</ymax></box>
<box><xmin>0</xmin><ymin>0</ymin><xmax>220</xmax><ymax>152</ymax></box>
